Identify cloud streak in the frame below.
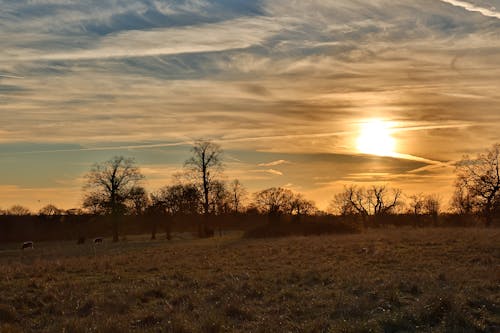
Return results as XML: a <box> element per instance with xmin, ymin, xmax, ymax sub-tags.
<box><xmin>0</xmin><ymin>0</ymin><xmax>499</xmax><ymax>209</ymax></box>
<box><xmin>438</xmin><ymin>0</ymin><xmax>500</xmax><ymax>19</ymax></box>
<box><xmin>258</xmin><ymin>159</ymin><xmax>291</xmax><ymax>167</ymax></box>
<box><xmin>6</xmin><ymin>17</ymin><xmax>282</xmax><ymax>62</ymax></box>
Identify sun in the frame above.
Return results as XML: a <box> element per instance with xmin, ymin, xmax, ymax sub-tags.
<box><xmin>356</xmin><ymin>119</ymin><xmax>396</xmax><ymax>156</ymax></box>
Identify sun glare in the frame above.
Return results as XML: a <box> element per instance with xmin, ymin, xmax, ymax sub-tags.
<box><xmin>356</xmin><ymin>119</ymin><xmax>396</xmax><ymax>156</ymax></box>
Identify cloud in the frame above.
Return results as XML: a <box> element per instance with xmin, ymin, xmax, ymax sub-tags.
<box><xmin>7</xmin><ymin>17</ymin><xmax>282</xmax><ymax>62</ymax></box>
<box><xmin>0</xmin><ymin>0</ymin><xmax>500</xmax><ymax>210</ymax></box>
<box><xmin>257</xmin><ymin>159</ymin><xmax>290</xmax><ymax>167</ymax></box>
<box><xmin>254</xmin><ymin>169</ymin><xmax>283</xmax><ymax>176</ymax></box>
<box><xmin>438</xmin><ymin>0</ymin><xmax>500</xmax><ymax>19</ymax></box>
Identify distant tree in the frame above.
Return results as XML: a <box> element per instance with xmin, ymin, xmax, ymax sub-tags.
<box><xmin>209</xmin><ymin>180</ymin><xmax>230</xmax><ymax>215</ymax></box>
<box><xmin>454</xmin><ymin>144</ymin><xmax>500</xmax><ymax>226</ymax></box>
<box><xmin>184</xmin><ymin>140</ymin><xmax>223</xmax><ymax>236</ymax></box>
<box><xmin>7</xmin><ymin>205</ymin><xmax>31</xmax><ymax>216</ymax></box>
<box><xmin>229</xmin><ymin>179</ymin><xmax>247</xmax><ymax>213</ymax></box>
<box><xmin>146</xmin><ymin>193</ymin><xmax>165</xmax><ymax>240</ymax></box>
<box><xmin>127</xmin><ymin>186</ymin><xmax>150</xmax><ymax>215</ymax></box>
<box><xmin>65</xmin><ymin>208</ymin><xmax>84</xmax><ymax>215</ymax></box>
<box><xmin>424</xmin><ymin>194</ymin><xmax>441</xmax><ymax>226</ymax></box>
<box><xmin>408</xmin><ymin>193</ymin><xmax>424</xmax><ymax>216</ymax></box>
<box><xmin>184</xmin><ymin>140</ymin><xmax>223</xmax><ymax>216</ymax></box>
<box><xmin>147</xmin><ymin>184</ymin><xmax>202</xmax><ymax>240</ymax></box>
<box><xmin>253</xmin><ymin>187</ymin><xmax>294</xmax><ymax>222</ymax></box>
<box><xmin>83</xmin><ymin>156</ymin><xmax>144</xmax><ymax>241</ymax></box>
<box><xmin>329</xmin><ymin>188</ymin><xmax>360</xmax><ymax>217</ymax></box>
<box><xmin>368</xmin><ymin>185</ymin><xmax>403</xmax><ymax>218</ymax></box>
<box><xmin>408</xmin><ymin>193</ymin><xmax>441</xmax><ymax>226</ymax></box>
<box><xmin>155</xmin><ymin>184</ymin><xmax>202</xmax><ymax>216</ymax></box>
<box><xmin>330</xmin><ymin>185</ymin><xmax>369</xmax><ymax>222</ymax></box>
<box><xmin>330</xmin><ymin>185</ymin><xmax>402</xmax><ymax>225</ymax></box>
<box><xmin>290</xmin><ymin>194</ymin><xmax>317</xmax><ymax>218</ymax></box>
<box><xmin>38</xmin><ymin>204</ymin><xmax>63</xmax><ymax>216</ymax></box>
<box><xmin>83</xmin><ymin>192</ymin><xmax>108</xmax><ymax>215</ymax></box>
<box><xmin>450</xmin><ymin>182</ymin><xmax>474</xmax><ymax>215</ymax></box>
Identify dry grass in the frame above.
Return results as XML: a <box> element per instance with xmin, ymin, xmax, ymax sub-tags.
<box><xmin>0</xmin><ymin>228</ymin><xmax>498</xmax><ymax>332</ymax></box>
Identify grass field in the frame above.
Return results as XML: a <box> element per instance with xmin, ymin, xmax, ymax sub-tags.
<box><xmin>0</xmin><ymin>228</ymin><xmax>498</xmax><ymax>332</ymax></box>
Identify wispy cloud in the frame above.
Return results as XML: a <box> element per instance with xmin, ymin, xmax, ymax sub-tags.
<box><xmin>254</xmin><ymin>169</ymin><xmax>283</xmax><ymax>176</ymax></box>
<box><xmin>257</xmin><ymin>159</ymin><xmax>291</xmax><ymax>167</ymax></box>
<box><xmin>0</xmin><ymin>0</ymin><xmax>499</xmax><ymax>209</ymax></box>
<box><xmin>6</xmin><ymin>17</ymin><xmax>282</xmax><ymax>62</ymax></box>
<box><xmin>0</xmin><ymin>74</ymin><xmax>25</xmax><ymax>79</ymax></box>
<box><xmin>438</xmin><ymin>0</ymin><xmax>500</xmax><ymax>19</ymax></box>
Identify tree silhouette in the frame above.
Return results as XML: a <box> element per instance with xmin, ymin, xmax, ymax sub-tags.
<box><xmin>454</xmin><ymin>143</ymin><xmax>500</xmax><ymax>226</ymax></box>
<box><xmin>408</xmin><ymin>193</ymin><xmax>441</xmax><ymax>226</ymax></box>
<box><xmin>229</xmin><ymin>179</ymin><xmax>247</xmax><ymax>213</ymax></box>
<box><xmin>148</xmin><ymin>184</ymin><xmax>201</xmax><ymax>240</ymax></box>
<box><xmin>154</xmin><ymin>184</ymin><xmax>202</xmax><ymax>216</ymax></box>
<box><xmin>128</xmin><ymin>186</ymin><xmax>150</xmax><ymax>215</ymax></box>
<box><xmin>330</xmin><ymin>185</ymin><xmax>370</xmax><ymax>221</ymax></box>
<box><xmin>184</xmin><ymin>140</ymin><xmax>223</xmax><ymax>216</ymax></box>
<box><xmin>83</xmin><ymin>156</ymin><xmax>144</xmax><ymax>241</ymax></box>
<box><xmin>7</xmin><ymin>205</ymin><xmax>31</xmax><ymax>216</ymax></box>
<box><xmin>38</xmin><ymin>204</ymin><xmax>63</xmax><ymax>216</ymax></box>
<box><xmin>290</xmin><ymin>193</ymin><xmax>317</xmax><ymax>219</ymax></box>
<box><xmin>184</xmin><ymin>140</ymin><xmax>223</xmax><ymax>236</ymax></box>
<box><xmin>209</xmin><ymin>180</ymin><xmax>230</xmax><ymax>215</ymax></box>
<box><xmin>331</xmin><ymin>185</ymin><xmax>402</xmax><ymax>225</ymax></box>
<box><xmin>253</xmin><ymin>187</ymin><xmax>294</xmax><ymax>222</ymax></box>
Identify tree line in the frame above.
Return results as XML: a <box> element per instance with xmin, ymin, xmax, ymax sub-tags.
<box><xmin>1</xmin><ymin>141</ymin><xmax>499</xmax><ymax>240</ymax></box>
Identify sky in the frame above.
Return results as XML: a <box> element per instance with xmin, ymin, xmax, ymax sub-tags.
<box><xmin>1</xmin><ymin>0</ymin><xmax>500</xmax><ymax>211</ymax></box>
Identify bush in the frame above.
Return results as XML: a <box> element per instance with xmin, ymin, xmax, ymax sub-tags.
<box><xmin>243</xmin><ymin>220</ymin><xmax>360</xmax><ymax>238</ymax></box>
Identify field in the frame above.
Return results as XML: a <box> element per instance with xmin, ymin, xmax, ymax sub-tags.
<box><xmin>0</xmin><ymin>228</ymin><xmax>498</xmax><ymax>332</ymax></box>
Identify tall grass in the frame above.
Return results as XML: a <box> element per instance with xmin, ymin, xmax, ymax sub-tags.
<box><xmin>0</xmin><ymin>228</ymin><xmax>498</xmax><ymax>332</ymax></box>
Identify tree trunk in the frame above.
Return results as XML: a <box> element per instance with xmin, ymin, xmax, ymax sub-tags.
<box><xmin>165</xmin><ymin>216</ymin><xmax>171</xmax><ymax>240</ymax></box>
<box><xmin>112</xmin><ymin>215</ymin><xmax>119</xmax><ymax>242</ymax></box>
<box><xmin>151</xmin><ymin>218</ymin><xmax>157</xmax><ymax>240</ymax></box>
<box><xmin>485</xmin><ymin>213</ymin><xmax>492</xmax><ymax>227</ymax></box>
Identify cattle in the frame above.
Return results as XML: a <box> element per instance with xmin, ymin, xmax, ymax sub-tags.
<box><xmin>21</xmin><ymin>241</ymin><xmax>34</xmax><ymax>250</ymax></box>
<box><xmin>93</xmin><ymin>237</ymin><xmax>104</xmax><ymax>244</ymax></box>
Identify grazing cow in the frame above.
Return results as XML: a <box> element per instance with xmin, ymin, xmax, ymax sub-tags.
<box><xmin>93</xmin><ymin>237</ymin><xmax>104</xmax><ymax>244</ymax></box>
<box><xmin>21</xmin><ymin>241</ymin><xmax>34</xmax><ymax>250</ymax></box>
<box><xmin>77</xmin><ymin>237</ymin><xmax>86</xmax><ymax>244</ymax></box>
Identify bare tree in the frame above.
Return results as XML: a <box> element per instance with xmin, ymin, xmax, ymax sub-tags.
<box><xmin>408</xmin><ymin>193</ymin><xmax>440</xmax><ymax>226</ymax></box>
<box><xmin>38</xmin><ymin>204</ymin><xmax>63</xmax><ymax>216</ymax></box>
<box><xmin>368</xmin><ymin>185</ymin><xmax>402</xmax><ymax>217</ymax></box>
<box><xmin>408</xmin><ymin>193</ymin><xmax>425</xmax><ymax>215</ymax></box>
<box><xmin>184</xmin><ymin>140</ymin><xmax>223</xmax><ymax>216</ymax></box>
<box><xmin>330</xmin><ymin>185</ymin><xmax>369</xmax><ymax>221</ymax></box>
<box><xmin>454</xmin><ymin>144</ymin><xmax>500</xmax><ymax>226</ymax></box>
<box><xmin>83</xmin><ymin>156</ymin><xmax>144</xmax><ymax>241</ymax></box>
<box><xmin>229</xmin><ymin>179</ymin><xmax>247</xmax><ymax>213</ymax></box>
<box><xmin>37</xmin><ymin>204</ymin><xmax>63</xmax><ymax>222</ymax></box>
<box><xmin>424</xmin><ymin>194</ymin><xmax>441</xmax><ymax>226</ymax></box>
<box><xmin>450</xmin><ymin>182</ymin><xmax>474</xmax><ymax>215</ymax></box>
<box><xmin>128</xmin><ymin>186</ymin><xmax>150</xmax><ymax>215</ymax></box>
<box><xmin>7</xmin><ymin>205</ymin><xmax>31</xmax><ymax>216</ymax></box>
<box><xmin>149</xmin><ymin>184</ymin><xmax>201</xmax><ymax>240</ymax></box>
<box><xmin>209</xmin><ymin>180</ymin><xmax>230</xmax><ymax>215</ymax></box>
<box><xmin>83</xmin><ymin>192</ymin><xmax>108</xmax><ymax>215</ymax></box>
<box><xmin>253</xmin><ymin>187</ymin><xmax>294</xmax><ymax>222</ymax></box>
<box><xmin>155</xmin><ymin>184</ymin><xmax>202</xmax><ymax>216</ymax></box>
<box><xmin>290</xmin><ymin>193</ymin><xmax>317</xmax><ymax>222</ymax></box>
<box><xmin>330</xmin><ymin>185</ymin><xmax>402</xmax><ymax>225</ymax></box>
<box><xmin>329</xmin><ymin>188</ymin><xmax>360</xmax><ymax>217</ymax></box>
